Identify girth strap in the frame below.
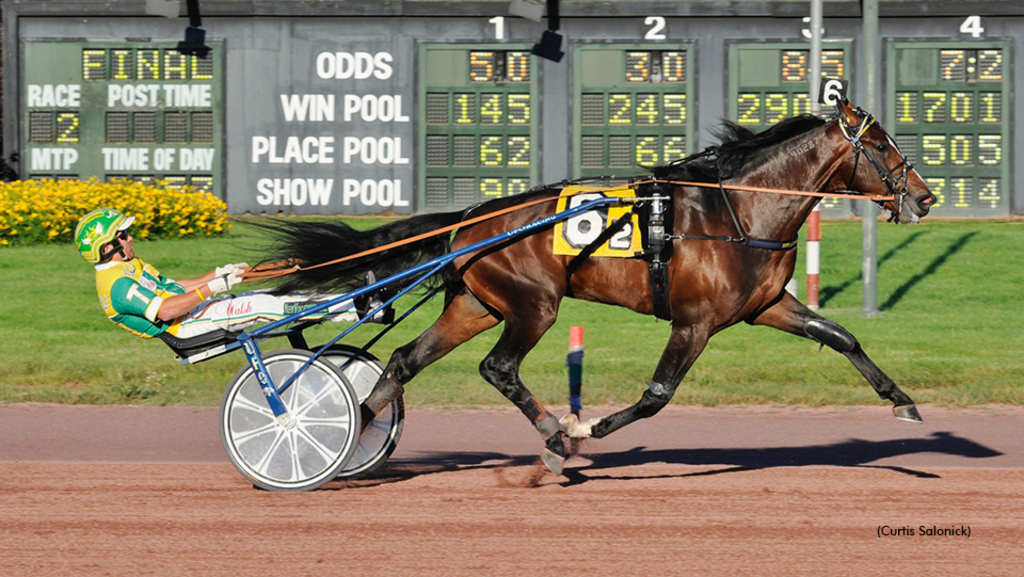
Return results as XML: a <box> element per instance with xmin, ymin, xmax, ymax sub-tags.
<box><xmin>648</xmin><ymin>260</ymin><xmax>672</xmax><ymax>321</ymax></box>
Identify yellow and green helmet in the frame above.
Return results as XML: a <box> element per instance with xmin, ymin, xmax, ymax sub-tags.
<box><xmin>74</xmin><ymin>208</ymin><xmax>135</xmax><ymax>264</ymax></box>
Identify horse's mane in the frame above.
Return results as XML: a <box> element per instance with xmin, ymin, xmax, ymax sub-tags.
<box><xmin>652</xmin><ymin>114</ymin><xmax>829</xmax><ymax>182</ymax></box>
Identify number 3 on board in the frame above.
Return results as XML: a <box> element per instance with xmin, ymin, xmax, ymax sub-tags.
<box><xmin>960</xmin><ymin>16</ymin><xmax>984</xmax><ymax>38</ymax></box>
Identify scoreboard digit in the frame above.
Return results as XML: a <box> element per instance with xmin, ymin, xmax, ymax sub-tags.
<box><xmin>418</xmin><ymin>45</ymin><xmax>538</xmax><ymax>210</ymax></box>
<box><xmin>573</xmin><ymin>44</ymin><xmax>695</xmax><ymax>181</ymax></box>
<box><xmin>728</xmin><ymin>42</ymin><xmax>851</xmax><ymax>210</ymax></box>
<box><xmin>886</xmin><ymin>42</ymin><xmax>1010</xmax><ymax>215</ymax></box>
<box><xmin>23</xmin><ymin>42</ymin><xmax>223</xmax><ymax>194</ymax></box>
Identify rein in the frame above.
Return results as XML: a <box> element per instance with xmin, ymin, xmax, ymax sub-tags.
<box><xmin>243</xmin><ymin>163</ymin><xmax>897</xmax><ymax>282</ymax></box>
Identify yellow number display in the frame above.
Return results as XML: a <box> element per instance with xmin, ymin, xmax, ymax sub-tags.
<box><xmin>922</xmin><ymin>135</ymin><xmax>946</xmax><ymax>165</ymax></box>
<box><xmin>481</xmin><ymin>178</ymin><xmax>503</xmax><ymax>197</ymax></box>
<box><xmin>663</xmin><ymin>94</ymin><xmax>686</xmax><ymax>125</ymax></box>
<box><xmin>951</xmin><ymin>178</ymin><xmax>971</xmax><ymax>208</ymax></box>
<box><xmin>925</xmin><ymin>178</ymin><xmax>946</xmax><ymax>208</ymax></box>
<box><xmin>480</xmin><ymin>94</ymin><xmax>502</xmax><ymax>125</ymax></box>
<box><xmin>923</xmin><ymin>92</ymin><xmax>946</xmax><ymax>123</ymax></box>
<box><xmin>950</xmin><ymin>92</ymin><xmax>972</xmax><ymax>123</ymax></box>
<box><xmin>792</xmin><ymin>94</ymin><xmax>812</xmax><ymax>116</ymax></box>
<box><xmin>663</xmin><ymin>136</ymin><xmax>686</xmax><ymax>163</ymax></box>
<box><xmin>507</xmin><ymin>94</ymin><xmax>530</xmax><ymax>125</ymax></box>
<box><xmin>979</xmin><ymin>92</ymin><xmax>1000</xmax><ymax>123</ymax></box>
<box><xmin>609</xmin><ymin>94</ymin><xmax>632</xmax><ymax>125</ymax></box>
<box><xmin>949</xmin><ymin>135</ymin><xmax>972</xmax><ymax>166</ymax></box>
<box><xmin>507</xmin><ymin>136</ymin><xmax>530</xmax><ymax>167</ymax></box>
<box><xmin>455</xmin><ymin>94</ymin><xmax>474</xmax><ymax>124</ymax></box>
<box><xmin>737</xmin><ymin>94</ymin><xmax>761</xmax><ymax>125</ymax></box>
<box><xmin>892</xmin><ymin>46</ymin><xmax>1006</xmax><ymax>212</ymax></box>
<box><xmin>480</xmin><ymin>136</ymin><xmax>503</xmax><ymax>166</ymax></box>
<box><xmin>897</xmin><ymin>92</ymin><xmax>917</xmax><ymax>123</ymax></box>
<box><xmin>765</xmin><ymin>93</ymin><xmax>788</xmax><ymax>124</ymax></box>
<box><xmin>978</xmin><ymin>179</ymin><xmax>1000</xmax><ymax>208</ymax></box>
<box><xmin>56</xmin><ymin>113</ymin><xmax>80</xmax><ymax>144</ymax></box>
<box><xmin>635</xmin><ymin>136</ymin><xmax>659</xmax><ymax>165</ymax></box>
<box><xmin>978</xmin><ymin>135</ymin><xmax>1002</xmax><ymax>166</ymax></box>
<box><xmin>637</xmin><ymin>94</ymin><xmax>658</xmax><ymax>125</ymax></box>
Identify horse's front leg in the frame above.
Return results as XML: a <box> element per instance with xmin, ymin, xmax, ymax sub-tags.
<box><xmin>747</xmin><ymin>291</ymin><xmax>922</xmax><ymax>422</ymax></box>
<box><xmin>563</xmin><ymin>323</ymin><xmax>712</xmax><ymax>440</ymax></box>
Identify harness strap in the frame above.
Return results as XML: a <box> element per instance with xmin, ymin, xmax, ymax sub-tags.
<box><xmin>648</xmin><ymin>259</ymin><xmax>672</xmax><ymax>320</ymax></box>
<box><xmin>564</xmin><ymin>210</ymin><xmax>634</xmax><ymax>283</ymax></box>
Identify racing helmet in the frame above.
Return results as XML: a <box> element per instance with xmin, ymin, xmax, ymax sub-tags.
<box><xmin>74</xmin><ymin>208</ymin><xmax>135</xmax><ymax>264</ymax></box>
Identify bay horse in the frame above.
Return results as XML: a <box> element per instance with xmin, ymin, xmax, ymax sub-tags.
<box><xmin>256</xmin><ymin>99</ymin><xmax>937</xmax><ymax>474</ymax></box>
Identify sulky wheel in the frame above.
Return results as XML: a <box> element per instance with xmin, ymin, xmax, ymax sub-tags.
<box><xmin>220</xmin><ymin>349</ymin><xmax>361</xmax><ymax>491</ymax></box>
<box><xmin>319</xmin><ymin>345</ymin><xmax>404</xmax><ymax>479</ymax></box>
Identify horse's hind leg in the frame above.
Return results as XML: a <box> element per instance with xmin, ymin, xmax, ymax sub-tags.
<box><xmin>361</xmin><ymin>289</ymin><xmax>499</xmax><ymax>423</ymax></box>
<box><xmin>747</xmin><ymin>291</ymin><xmax>922</xmax><ymax>422</ymax></box>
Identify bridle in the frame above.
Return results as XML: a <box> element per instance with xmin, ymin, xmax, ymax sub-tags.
<box><xmin>837</xmin><ymin>108</ymin><xmax>914</xmax><ymax>222</ymax></box>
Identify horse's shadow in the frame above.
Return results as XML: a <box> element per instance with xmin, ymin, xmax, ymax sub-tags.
<box><xmin>331</xmin><ymin>431</ymin><xmax>1001</xmax><ymax>489</ymax></box>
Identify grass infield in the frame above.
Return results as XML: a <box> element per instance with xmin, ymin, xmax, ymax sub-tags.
<box><xmin>1</xmin><ymin>217</ymin><xmax>1021</xmax><ymax>408</ymax></box>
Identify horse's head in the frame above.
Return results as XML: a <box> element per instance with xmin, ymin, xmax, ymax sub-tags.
<box><xmin>835</xmin><ymin>100</ymin><xmax>937</xmax><ymax>224</ymax></box>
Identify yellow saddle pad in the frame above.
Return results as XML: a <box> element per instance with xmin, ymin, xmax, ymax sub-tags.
<box><xmin>552</xmin><ymin>185</ymin><xmax>642</xmax><ymax>258</ymax></box>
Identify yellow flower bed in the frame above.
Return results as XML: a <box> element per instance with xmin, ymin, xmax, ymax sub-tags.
<box><xmin>0</xmin><ymin>178</ymin><xmax>229</xmax><ymax>246</ymax></box>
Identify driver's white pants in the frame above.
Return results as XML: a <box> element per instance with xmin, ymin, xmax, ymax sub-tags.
<box><xmin>171</xmin><ymin>290</ymin><xmax>358</xmax><ymax>339</ymax></box>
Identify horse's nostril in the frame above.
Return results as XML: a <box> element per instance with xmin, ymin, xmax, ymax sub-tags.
<box><xmin>920</xmin><ymin>195</ymin><xmax>936</xmax><ymax>206</ymax></box>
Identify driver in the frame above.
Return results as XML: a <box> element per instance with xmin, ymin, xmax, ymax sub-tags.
<box><xmin>75</xmin><ymin>208</ymin><xmax>380</xmax><ymax>341</ymax></box>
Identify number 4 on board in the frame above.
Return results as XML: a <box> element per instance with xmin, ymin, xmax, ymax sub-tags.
<box><xmin>960</xmin><ymin>16</ymin><xmax>984</xmax><ymax>38</ymax></box>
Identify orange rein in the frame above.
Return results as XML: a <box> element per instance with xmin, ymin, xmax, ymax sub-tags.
<box><xmin>241</xmin><ymin>179</ymin><xmax>894</xmax><ymax>282</ymax></box>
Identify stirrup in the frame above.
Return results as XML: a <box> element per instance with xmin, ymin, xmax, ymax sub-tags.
<box><xmin>355</xmin><ymin>271</ymin><xmax>394</xmax><ymax>324</ymax></box>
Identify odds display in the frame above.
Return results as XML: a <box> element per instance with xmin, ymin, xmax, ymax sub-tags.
<box><xmin>419</xmin><ymin>46</ymin><xmax>537</xmax><ymax>210</ymax></box>
<box><xmin>728</xmin><ymin>43</ymin><xmax>851</xmax><ymax>210</ymax></box>
<box><xmin>24</xmin><ymin>42</ymin><xmax>222</xmax><ymax>194</ymax></box>
<box><xmin>573</xmin><ymin>45</ymin><xmax>695</xmax><ymax>182</ymax></box>
<box><xmin>887</xmin><ymin>43</ymin><xmax>1010</xmax><ymax>215</ymax></box>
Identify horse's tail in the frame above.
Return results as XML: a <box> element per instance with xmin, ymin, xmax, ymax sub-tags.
<box><xmin>249</xmin><ymin>210</ymin><xmax>465</xmax><ymax>294</ymax></box>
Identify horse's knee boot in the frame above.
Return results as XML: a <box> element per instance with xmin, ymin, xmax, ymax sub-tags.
<box><xmin>804</xmin><ymin>319</ymin><xmax>857</xmax><ymax>353</ymax></box>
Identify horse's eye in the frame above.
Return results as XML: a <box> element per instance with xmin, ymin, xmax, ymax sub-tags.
<box><xmin>876</xmin><ymin>142</ymin><xmax>889</xmax><ymax>153</ymax></box>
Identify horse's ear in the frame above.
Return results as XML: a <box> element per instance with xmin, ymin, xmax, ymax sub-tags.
<box><xmin>836</xmin><ymin>97</ymin><xmax>861</xmax><ymax>127</ymax></box>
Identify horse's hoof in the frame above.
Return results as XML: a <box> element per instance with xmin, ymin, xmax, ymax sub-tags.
<box><xmin>559</xmin><ymin>414</ymin><xmax>593</xmax><ymax>438</ymax></box>
<box><xmin>540</xmin><ymin>433</ymin><xmax>567</xmax><ymax>475</ymax></box>
<box><xmin>893</xmin><ymin>404</ymin><xmax>923</xmax><ymax>423</ymax></box>
<box><xmin>541</xmin><ymin>448</ymin><xmax>565</xmax><ymax>475</ymax></box>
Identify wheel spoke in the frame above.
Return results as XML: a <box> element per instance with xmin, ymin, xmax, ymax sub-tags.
<box><xmin>254</xmin><ymin>429</ymin><xmax>291</xmax><ymax>480</ymax></box>
<box><xmin>294</xmin><ymin>425</ymin><xmax>342</xmax><ymax>465</ymax></box>
<box><xmin>232</xmin><ymin>420</ymin><xmax>279</xmax><ymax>444</ymax></box>
<box><xmin>299</xmin><ymin>416</ymin><xmax>352</xmax><ymax>429</ymax></box>
<box><xmin>232</xmin><ymin>391</ymin><xmax>276</xmax><ymax>419</ymax></box>
<box><xmin>293</xmin><ymin>378</ymin><xmax>340</xmax><ymax>418</ymax></box>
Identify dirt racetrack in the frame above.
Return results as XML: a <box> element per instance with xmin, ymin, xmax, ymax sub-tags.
<box><xmin>2</xmin><ymin>403</ymin><xmax>1022</xmax><ymax>576</ymax></box>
